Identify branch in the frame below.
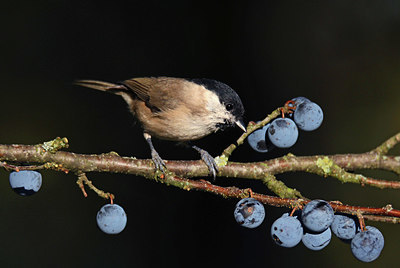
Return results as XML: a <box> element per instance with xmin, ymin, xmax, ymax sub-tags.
<box><xmin>1</xmin><ymin>142</ymin><xmax>400</xmax><ymax>187</ymax></box>
<box><xmin>159</xmin><ymin>172</ymin><xmax>400</xmax><ymax>221</ymax></box>
<box><xmin>1</xmin><ymin>132</ymin><xmax>400</xmax><ymax>224</ymax></box>
<box><xmin>372</xmin><ymin>132</ymin><xmax>400</xmax><ymax>155</ymax></box>
<box><xmin>76</xmin><ymin>171</ymin><xmax>114</xmax><ymax>200</ymax></box>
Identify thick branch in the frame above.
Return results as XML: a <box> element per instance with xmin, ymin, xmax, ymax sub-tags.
<box><xmin>1</xmin><ymin>143</ymin><xmax>400</xmax><ymax>188</ymax></box>
<box><xmin>1</xmin><ymin>137</ymin><xmax>400</xmax><ymax>224</ymax></box>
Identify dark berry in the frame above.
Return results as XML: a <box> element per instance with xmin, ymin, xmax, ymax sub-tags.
<box><xmin>234</xmin><ymin>198</ymin><xmax>265</xmax><ymax>228</ymax></box>
<box><xmin>268</xmin><ymin>118</ymin><xmax>298</xmax><ymax>148</ymax></box>
<box><xmin>96</xmin><ymin>204</ymin><xmax>127</xmax><ymax>234</ymax></box>
<box><xmin>9</xmin><ymin>170</ymin><xmax>42</xmax><ymax>196</ymax></box>
<box><xmin>301</xmin><ymin>200</ymin><xmax>334</xmax><ymax>232</ymax></box>
<box><xmin>271</xmin><ymin>213</ymin><xmax>303</xmax><ymax>248</ymax></box>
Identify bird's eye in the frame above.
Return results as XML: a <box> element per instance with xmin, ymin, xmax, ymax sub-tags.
<box><xmin>225</xmin><ymin>103</ymin><xmax>233</xmax><ymax>111</ymax></box>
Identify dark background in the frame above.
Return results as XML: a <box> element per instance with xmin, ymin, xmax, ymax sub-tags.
<box><xmin>1</xmin><ymin>1</ymin><xmax>400</xmax><ymax>267</ymax></box>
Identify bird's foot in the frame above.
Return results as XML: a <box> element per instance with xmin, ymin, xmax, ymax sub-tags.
<box><xmin>144</xmin><ymin>134</ymin><xmax>167</xmax><ymax>173</ymax></box>
<box><xmin>150</xmin><ymin>149</ymin><xmax>166</xmax><ymax>173</ymax></box>
<box><xmin>192</xmin><ymin>146</ymin><xmax>219</xmax><ymax>179</ymax></box>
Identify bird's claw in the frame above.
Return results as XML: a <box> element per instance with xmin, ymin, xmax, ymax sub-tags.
<box><xmin>198</xmin><ymin>149</ymin><xmax>219</xmax><ymax>179</ymax></box>
<box><xmin>151</xmin><ymin>150</ymin><xmax>166</xmax><ymax>172</ymax></box>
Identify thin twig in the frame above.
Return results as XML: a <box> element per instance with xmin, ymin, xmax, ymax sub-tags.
<box><xmin>313</xmin><ymin>156</ymin><xmax>400</xmax><ymax>189</ymax></box>
<box><xmin>261</xmin><ymin>173</ymin><xmax>304</xmax><ymax>198</ymax></box>
<box><xmin>75</xmin><ymin>171</ymin><xmax>114</xmax><ymax>200</ymax></box>
<box><xmin>372</xmin><ymin>132</ymin><xmax>400</xmax><ymax>155</ymax></box>
<box><xmin>221</xmin><ymin>106</ymin><xmax>287</xmax><ymax>159</ymax></box>
<box><xmin>76</xmin><ymin>173</ymin><xmax>88</xmax><ymax>197</ymax></box>
<box><xmin>158</xmin><ymin>171</ymin><xmax>400</xmax><ymax>222</ymax></box>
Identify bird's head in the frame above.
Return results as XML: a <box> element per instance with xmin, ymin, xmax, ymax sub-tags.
<box><xmin>189</xmin><ymin>78</ymin><xmax>246</xmax><ymax>133</ymax></box>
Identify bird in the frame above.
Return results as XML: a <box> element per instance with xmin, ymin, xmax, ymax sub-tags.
<box><xmin>75</xmin><ymin>77</ymin><xmax>246</xmax><ymax>177</ymax></box>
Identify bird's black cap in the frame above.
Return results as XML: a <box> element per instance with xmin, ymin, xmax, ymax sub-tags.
<box><xmin>188</xmin><ymin>78</ymin><xmax>245</xmax><ymax>120</ymax></box>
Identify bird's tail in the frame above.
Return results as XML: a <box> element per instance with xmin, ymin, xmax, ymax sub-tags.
<box><xmin>74</xmin><ymin>79</ymin><xmax>126</xmax><ymax>92</ymax></box>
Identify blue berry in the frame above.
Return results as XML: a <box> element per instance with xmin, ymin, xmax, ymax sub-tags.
<box><xmin>234</xmin><ymin>198</ymin><xmax>265</xmax><ymax>228</ymax></box>
<box><xmin>293</xmin><ymin>101</ymin><xmax>323</xmax><ymax>131</ymax></box>
<box><xmin>301</xmin><ymin>200</ymin><xmax>334</xmax><ymax>232</ymax></box>
<box><xmin>96</xmin><ymin>204</ymin><xmax>127</xmax><ymax>234</ymax></box>
<box><xmin>302</xmin><ymin>228</ymin><xmax>332</xmax><ymax>251</ymax></box>
<box><xmin>292</xmin><ymin>97</ymin><xmax>311</xmax><ymax>106</ymax></box>
<box><xmin>331</xmin><ymin>214</ymin><xmax>357</xmax><ymax>240</ymax></box>
<box><xmin>247</xmin><ymin>123</ymin><xmax>273</xmax><ymax>153</ymax></box>
<box><xmin>267</xmin><ymin>118</ymin><xmax>298</xmax><ymax>148</ymax></box>
<box><xmin>351</xmin><ymin>226</ymin><xmax>384</xmax><ymax>262</ymax></box>
<box><xmin>271</xmin><ymin>213</ymin><xmax>303</xmax><ymax>248</ymax></box>
<box><xmin>9</xmin><ymin>170</ymin><xmax>42</xmax><ymax>196</ymax></box>
<box><xmin>288</xmin><ymin>97</ymin><xmax>311</xmax><ymax>111</ymax></box>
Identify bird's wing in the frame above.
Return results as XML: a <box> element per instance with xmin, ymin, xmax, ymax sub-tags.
<box><xmin>122</xmin><ymin>78</ymin><xmax>154</xmax><ymax>102</ymax></box>
<box><xmin>122</xmin><ymin>77</ymin><xmax>182</xmax><ymax>112</ymax></box>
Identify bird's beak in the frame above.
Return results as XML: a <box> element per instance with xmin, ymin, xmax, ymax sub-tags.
<box><xmin>235</xmin><ymin>120</ymin><xmax>247</xmax><ymax>132</ymax></box>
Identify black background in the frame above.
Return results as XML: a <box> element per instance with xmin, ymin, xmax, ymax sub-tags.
<box><xmin>1</xmin><ymin>1</ymin><xmax>400</xmax><ymax>267</ymax></box>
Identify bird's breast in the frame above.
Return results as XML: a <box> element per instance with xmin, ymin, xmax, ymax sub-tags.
<box><xmin>134</xmin><ymin>101</ymin><xmax>218</xmax><ymax>141</ymax></box>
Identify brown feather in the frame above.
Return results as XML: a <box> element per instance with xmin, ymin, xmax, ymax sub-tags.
<box><xmin>74</xmin><ymin>80</ymin><xmax>124</xmax><ymax>92</ymax></box>
<box><xmin>121</xmin><ymin>78</ymin><xmax>153</xmax><ymax>101</ymax></box>
<box><xmin>122</xmin><ymin>77</ymin><xmax>193</xmax><ymax>113</ymax></box>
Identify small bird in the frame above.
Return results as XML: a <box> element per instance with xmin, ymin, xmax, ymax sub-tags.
<box><xmin>75</xmin><ymin>77</ymin><xmax>246</xmax><ymax>177</ymax></box>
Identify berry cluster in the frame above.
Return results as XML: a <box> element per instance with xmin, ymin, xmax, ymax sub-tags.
<box><xmin>244</xmin><ymin>96</ymin><xmax>386</xmax><ymax>262</ymax></box>
<box><xmin>248</xmin><ymin>97</ymin><xmax>323</xmax><ymax>152</ymax></box>
<box><xmin>8</xmin><ymin>170</ymin><xmax>127</xmax><ymax>235</ymax></box>
<box><xmin>234</xmin><ymin>199</ymin><xmax>384</xmax><ymax>262</ymax></box>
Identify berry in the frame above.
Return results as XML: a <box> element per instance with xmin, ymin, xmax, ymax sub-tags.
<box><xmin>271</xmin><ymin>213</ymin><xmax>303</xmax><ymax>248</ymax></box>
<box><xmin>351</xmin><ymin>226</ymin><xmax>384</xmax><ymax>262</ymax></box>
<box><xmin>301</xmin><ymin>200</ymin><xmax>334</xmax><ymax>232</ymax></box>
<box><xmin>302</xmin><ymin>228</ymin><xmax>332</xmax><ymax>251</ymax></box>
<box><xmin>267</xmin><ymin>118</ymin><xmax>298</xmax><ymax>148</ymax></box>
<box><xmin>247</xmin><ymin>123</ymin><xmax>273</xmax><ymax>153</ymax></box>
<box><xmin>331</xmin><ymin>214</ymin><xmax>357</xmax><ymax>240</ymax></box>
<box><xmin>96</xmin><ymin>204</ymin><xmax>127</xmax><ymax>234</ymax></box>
<box><xmin>234</xmin><ymin>198</ymin><xmax>265</xmax><ymax>228</ymax></box>
<box><xmin>292</xmin><ymin>97</ymin><xmax>311</xmax><ymax>106</ymax></box>
<box><xmin>293</xmin><ymin>101</ymin><xmax>323</xmax><ymax>131</ymax></box>
<box><xmin>9</xmin><ymin>170</ymin><xmax>42</xmax><ymax>196</ymax></box>
<box><xmin>288</xmin><ymin>97</ymin><xmax>310</xmax><ymax>111</ymax></box>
